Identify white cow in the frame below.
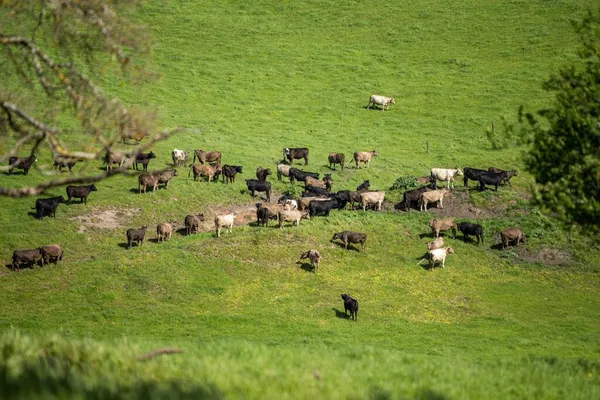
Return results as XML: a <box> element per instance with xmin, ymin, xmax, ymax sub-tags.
<box><xmin>360</xmin><ymin>191</ymin><xmax>385</xmax><ymax>211</ymax></box>
<box><xmin>215</xmin><ymin>213</ymin><xmax>236</xmax><ymax>238</ymax></box>
<box><xmin>430</xmin><ymin>168</ymin><xmax>463</xmax><ymax>189</ymax></box>
<box><xmin>366</xmin><ymin>94</ymin><xmax>396</xmax><ymax>111</ymax></box>
<box><xmin>428</xmin><ymin>247</ymin><xmax>454</xmax><ymax>269</ymax></box>
<box><xmin>171</xmin><ymin>149</ymin><xmax>188</xmax><ymax>166</ymax></box>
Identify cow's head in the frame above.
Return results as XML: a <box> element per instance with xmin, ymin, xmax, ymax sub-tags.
<box><xmin>390</xmin><ymin>98</ymin><xmax>396</xmax><ymax>104</ymax></box>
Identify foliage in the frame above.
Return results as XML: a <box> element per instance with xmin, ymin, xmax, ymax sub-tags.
<box><xmin>0</xmin><ymin>0</ymin><xmax>180</xmax><ymax>197</ymax></box>
<box><xmin>389</xmin><ymin>175</ymin><xmax>421</xmax><ymax>191</ymax></box>
<box><xmin>489</xmin><ymin>9</ymin><xmax>600</xmax><ymax>233</ymax></box>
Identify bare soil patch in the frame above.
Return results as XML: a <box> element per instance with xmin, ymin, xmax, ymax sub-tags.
<box><xmin>70</xmin><ymin>208</ymin><xmax>141</xmax><ymax>232</ymax></box>
<box><xmin>516</xmin><ymin>247</ymin><xmax>573</xmax><ymax>266</ymax></box>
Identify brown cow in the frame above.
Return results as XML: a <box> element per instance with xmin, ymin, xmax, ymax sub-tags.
<box><xmin>419</xmin><ymin>189</ymin><xmax>450</xmax><ymax>211</ymax></box>
<box><xmin>185</xmin><ymin>214</ymin><xmax>205</xmax><ymax>235</ymax></box>
<box><xmin>328</xmin><ymin>153</ymin><xmax>345</xmax><ymax>170</ymax></box>
<box><xmin>41</xmin><ymin>244</ymin><xmax>63</xmax><ymax>264</ymax></box>
<box><xmin>157</xmin><ymin>223</ymin><xmax>173</xmax><ymax>242</ymax></box>
<box><xmin>353</xmin><ymin>150</ymin><xmax>379</xmax><ymax>169</ymax></box>
<box><xmin>190</xmin><ymin>164</ymin><xmax>221</xmax><ymax>182</ymax></box>
<box><xmin>12</xmin><ymin>248</ymin><xmax>44</xmax><ymax>271</ymax></box>
<box><xmin>193</xmin><ymin>149</ymin><xmax>222</xmax><ymax>165</ymax></box>
<box><xmin>501</xmin><ymin>227</ymin><xmax>526</xmax><ymax>249</ymax></box>
<box><xmin>104</xmin><ymin>151</ymin><xmax>127</xmax><ymax>171</ymax></box>
<box><xmin>429</xmin><ymin>218</ymin><xmax>457</xmax><ymax>238</ymax></box>
<box><xmin>138</xmin><ymin>173</ymin><xmax>158</xmax><ymax>193</ymax></box>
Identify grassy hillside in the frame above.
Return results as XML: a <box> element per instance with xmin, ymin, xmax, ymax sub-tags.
<box><xmin>1</xmin><ymin>0</ymin><xmax>600</xmax><ymax>398</ymax></box>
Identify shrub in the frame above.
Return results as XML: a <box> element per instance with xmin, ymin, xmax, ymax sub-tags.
<box><xmin>390</xmin><ymin>175</ymin><xmax>420</xmax><ymax>191</ymax></box>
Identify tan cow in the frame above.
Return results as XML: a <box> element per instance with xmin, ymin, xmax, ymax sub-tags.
<box><xmin>429</xmin><ymin>218</ymin><xmax>457</xmax><ymax>238</ymax></box>
<box><xmin>138</xmin><ymin>173</ymin><xmax>158</xmax><ymax>194</ymax></box>
<box><xmin>193</xmin><ymin>149</ymin><xmax>222</xmax><ymax>165</ymax></box>
<box><xmin>300</xmin><ymin>249</ymin><xmax>321</xmax><ymax>272</ymax></box>
<box><xmin>299</xmin><ymin>196</ymin><xmax>328</xmax><ymax>211</ymax></box>
<box><xmin>354</xmin><ymin>150</ymin><xmax>379</xmax><ymax>169</ymax></box>
<box><xmin>501</xmin><ymin>227</ymin><xmax>526</xmax><ymax>249</ymax></box>
<box><xmin>419</xmin><ymin>189</ymin><xmax>450</xmax><ymax>211</ymax></box>
<box><xmin>428</xmin><ymin>247</ymin><xmax>455</xmax><ymax>269</ymax></box>
<box><xmin>366</xmin><ymin>95</ymin><xmax>395</xmax><ymax>111</ymax></box>
<box><xmin>278</xmin><ymin>209</ymin><xmax>310</xmax><ymax>229</ymax></box>
<box><xmin>277</xmin><ymin>164</ymin><xmax>291</xmax><ymax>181</ymax></box>
<box><xmin>305</xmin><ymin>176</ymin><xmax>332</xmax><ymax>191</ymax></box>
<box><xmin>361</xmin><ymin>191</ymin><xmax>385</xmax><ymax>211</ymax></box>
<box><xmin>104</xmin><ymin>151</ymin><xmax>127</xmax><ymax>171</ymax></box>
<box><xmin>427</xmin><ymin>236</ymin><xmax>445</xmax><ymax>251</ymax></box>
<box><xmin>157</xmin><ymin>223</ymin><xmax>173</xmax><ymax>242</ymax></box>
<box><xmin>190</xmin><ymin>164</ymin><xmax>221</xmax><ymax>182</ymax></box>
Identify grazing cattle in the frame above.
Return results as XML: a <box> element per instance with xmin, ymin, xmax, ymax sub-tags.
<box><xmin>52</xmin><ymin>157</ymin><xmax>77</xmax><ymax>173</ymax></box>
<box><xmin>501</xmin><ymin>227</ymin><xmax>526</xmax><ymax>249</ymax></box>
<box><xmin>66</xmin><ymin>184</ymin><xmax>97</xmax><ymax>204</ymax></box>
<box><xmin>193</xmin><ymin>149</ymin><xmax>222</xmax><ymax>165</ymax></box>
<box><xmin>360</xmin><ymin>191</ymin><xmax>385</xmax><ymax>211</ymax></box>
<box><xmin>222</xmin><ymin>165</ymin><xmax>243</xmax><ymax>184</ymax></box>
<box><xmin>256</xmin><ymin>166</ymin><xmax>272</xmax><ymax>181</ymax></box>
<box><xmin>463</xmin><ymin>167</ymin><xmax>487</xmax><ymax>187</ymax></box>
<box><xmin>488</xmin><ymin>167</ymin><xmax>517</xmax><ymax>186</ymax></box>
<box><xmin>288</xmin><ymin>168</ymin><xmax>319</xmax><ymax>184</ymax></box>
<box><xmin>256</xmin><ymin>203</ymin><xmax>276</xmax><ymax>227</ymax></box>
<box><xmin>138</xmin><ymin>173</ymin><xmax>159</xmax><ymax>193</ymax></box>
<box><xmin>366</xmin><ymin>94</ymin><xmax>395</xmax><ymax>111</ymax></box>
<box><xmin>428</xmin><ymin>247</ymin><xmax>455</xmax><ymax>269</ymax></box>
<box><xmin>402</xmin><ymin>186</ymin><xmax>431</xmax><ymax>211</ymax></box>
<box><xmin>277</xmin><ymin>164</ymin><xmax>291</xmax><ymax>181</ymax></box>
<box><xmin>104</xmin><ymin>151</ymin><xmax>127</xmax><ymax>171</ymax></box>
<box><xmin>283</xmin><ymin>147</ymin><xmax>309</xmax><ymax>165</ymax></box>
<box><xmin>299</xmin><ymin>196</ymin><xmax>329</xmax><ymax>211</ymax></box>
<box><xmin>479</xmin><ymin>171</ymin><xmax>508</xmax><ymax>191</ymax></box>
<box><xmin>41</xmin><ymin>244</ymin><xmax>63</xmax><ymax>264</ymax></box>
<box><xmin>331</xmin><ymin>231</ymin><xmax>367</xmax><ymax>251</ymax></box>
<box><xmin>419</xmin><ymin>189</ymin><xmax>450</xmax><ymax>212</ymax></box>
<box><xmin>157</xmin><ymin>169</ymin><xmax>178</xmax><ymax>189</ymax></box>
<box><xmin>430</xmin><ymin>168</ymin><xmax>463</xmax><ymax>189</ymax></box>
<box><xmin>305</xmin><ymin>176</ymin><xmax>332</xmax><ymax>191</ymax></box>
<box><xmin>427</xmin><ymin>236</ymin><xmax>445</xmax><ymax>251</ymax></box>
<box><xmin>126</xmin><ymin>225</ymin><xmax>147</xmax><ymax>248</ymax></box>
<box><xmin>134</xmin><ymin>152</ymin><xmax>156</xmax><ymax>171</ymax></box>
<box><xmin>341</xmin><ymin>294</ymin><xmax>359</xmax><ymax>321</ymax></box>
<box><xmin>300</xmin><ymin>250</ymin><xmax>321</xmax><ymax>272</ymax></box>
<box><xmin>457</xmin><ymin>222</ymin><xmax>484</xmax><ymax>245</ymax></box>
<box><xmin>246</xmin><ymin>179</ymin><xmax>271</xmax><ymax>202</ymax></box>
<box><xmin>157</xmin><ymin>223</ymin><xmax>173</xmax><ymax>242</ymax></box>
<box><xmin>171</xmin><ymin>149</ymin><xmax>189</xmax><ymax>166</ymax></box>
<box><xmin>34</xmin><ymin>196</ymin><xmax>66</xmax><ymax>219</ymax></box>
<box><xmin>356</xmin><ymin>180</ymin><xmax>370</xmax><ymax>191</ymax></box>
<box><xmin>309</xmin><ymin>198</ymin><xmax>342</xmax><ymax>217</ymax></box>
<box><xmin>429</xmin><ymin>218</ymin><xmax>457</xmax><ymax>238</ymax></box>
<box><xmin>278</xmin><ymin>209</ymin><xmax>310</xmax><ymax>229</ymax></box>
<box><xmin>282</xmin><ymin>199</ymin><xmax>298</xmax><ymax>210</ymax></box>
<box><xmin>328</xmin><ymin>153</ymin><xmax>345</xmax><ymax>170</ymax></box>
<box><xmin>185</xmin><ymin>213</ymin><xmax>205</xmax><ymax>235</ymax></box>
<box><xmin>215</xmin><ymin>213</ymin><xmax>236</xmax><ymax>238</ymax></box>
<box><xmin>190</xmin><ymin>164</ymin><xmax>221</xmax><ymax>182</ymax></box>
<box><xmin>8</xmin><ymin>155</ymin><xmax>37</xmax><ymax>175</ymax></box>
<box><xmin>12</xmin><ymin>248</ymin><xmax>44</xmax><ymax>271</ymax></box>
<box><xmin>346</xmin><ymin>190</ymin><xmax>368</xmax><ymax>210</ymax></box>
<box><xmin>353</xmin><ymin>151</ymin><xmax>378</xmax><ymax>169</ymax></box>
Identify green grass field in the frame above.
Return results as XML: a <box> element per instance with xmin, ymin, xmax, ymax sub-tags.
<box><xmin>1</xmin><ymin>0</ymin><xmax>600</xmax><ymax>398</ymax></box>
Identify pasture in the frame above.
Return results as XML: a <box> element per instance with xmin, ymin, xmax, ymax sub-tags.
<box><xmin>1</xmin><ymin>0</ymin><xmax>600</xmax><ymax>398</ymax></box>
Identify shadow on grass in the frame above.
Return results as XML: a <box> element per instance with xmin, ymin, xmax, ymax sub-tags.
<box><xmin>27</xmin><ymin>211</ymin><xmax>39</xmax><ymax>219</ymax></box>
<box><xmin>332</xmin><ymin>308</ymin><xmax>350</xmax><ymax>320</ymax></box>
<box><xmin>118</xmin><ymin>242</ymin><xmax>147</xmax><ymax>249</ymax></box>
<box><xmin>331</xmin><ymin>241</ymin><xmax>362</xmax><ymax>252</ymax></box>
<box><xmin>490</xmin><ymin>242</ymin><xmax>504</xmax><ymax>250</ymax></box>
<box><xmin>296</xmin><ymin>261</ymin><xmax>315</xmax><ymax>273</ymax></box>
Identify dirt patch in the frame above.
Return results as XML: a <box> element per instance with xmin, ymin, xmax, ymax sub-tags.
<box><xmin>400</xmin><ymin>190</ymin><xmax>509</xmax><ymax>219</ymax></box>
<box><xmin>70</xmin><ymin>208</ymin><xmax>141</xmax><ymax>232</ymax></box>
<box><xmin>516</xmin><ymin>247</ymin><xmax>573</xmax><ymax>266</ymax></box>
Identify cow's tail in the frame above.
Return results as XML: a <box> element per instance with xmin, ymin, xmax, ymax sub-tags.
<box><xmin>187</xmin><ymin>165</ymin><xmax>193</xmax><ymax>178</ymax></box>
<box><xmin>191</xmin><ymin>151</ymin><xmax>197</xmax><ymax>166</ymax></box>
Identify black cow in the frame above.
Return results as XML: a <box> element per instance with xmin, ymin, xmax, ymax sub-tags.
<box><xmin>66</xmin><ymin>184</ymin><xmax>97</xmax><ymax>204</ymax></box>
<box><xmin>34</xmin><ymin>196</ymin><xmax>66</xmax><ymax>219</ymax></box>
<box><xmin>126</xmin><ymin>225</ymin><xmax>148</xmax><ymax>248</ymax></box>
<box><xmin>304</xmin><ymin>185</ymin><xmax>329</xmax><ymax>196</ymax></box>
<box><xmin>246</xmin><ymin>179</ymin><xmax>271</xmax><ymax>202</ymax></box>
<box><xmin>331</xmin><ymin>231</ymin><xmax>367</xmax><ymax>251</ymax></box>
<box><xmin>255</xmin><ymin>203</ymin><xmax>277</xmax><ymax>227</ymax></box>
<box><xmin>288</xmin><ymin>168</ymin><xmax>319</xmax><ymax>184</ymax></box>
<box><xmin>341</xmin><ymin>294</ymin><xmax>359</xmax><ymax>321</ymax></box>
<box><xmin>134</xmin><ymin>152</ymin><xmax>156</xmax><ymax>171</ymax></box>
<box><xmin>256</xmin><ymin>167</ymin><xmax>271</xmax><ymax>181</ymax></box>
<box><xmin>402</xmin><ymin>186</ymin><xmax>430</xmax><ymax>211</ymax></box>
<box><xmin>52</xmin><ymin>158</ymin><xmax>77</xmax><ymax>173</ymax></box>
<box><xmin>463</xmin><ymin>167</ymin><xmax>487</xmax><ymax>187</ymax></box>
<box><xmin>284</xmin><ymin>147</ymin><xmax>309</xmax><ymax>165</ymax></box>
<box><xmin>356</xmin><ymin>180</ymin><xmax>370</xmax><ymax>191</ymax></box>
<box><xmin>457</xmin><ymin>222</ymin><xmax>484</xmax><ymax>245</ymax></box>
<box><xmin>488</xmin><ymin>167</ymin><xmax>517</xmax><ymax>186</ymax></box>
<box><xmin>12</xmin><ymin>248</ymin><xmax>44</xmax><ymax>271</ymax></box>
<box><xmin>8</xmin><ymin>155</ymin><xmax>36</xmax><ymax>175</ymax></box>
<box><xmin>328</xmin><ymin>153</ymin><xmax>345</xmax><ymax>170</ymax></box>
<box><xmin>222</xmin><ymin>165</ymin><xmax>243</xmax><ymax>184</ymax></box>
<box><xmin>309</xmin><ymin>198</ymin><xmax>342</xmax><ymax>217</ymax></box>
<box><xmin>479</xmin><ymin>171</ymin><xmax>508</xmax><ymax>191</ymax></box>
